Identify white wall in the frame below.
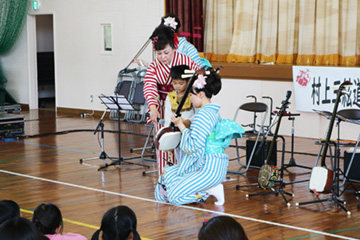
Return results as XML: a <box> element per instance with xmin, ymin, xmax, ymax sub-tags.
<box><xmin>2</xmin><ymin>0</ymin><xmax>163</xmax><ymax>110</ymax></box>
<box><xmin>1</xmin><ymin>0</ymin><xmax>358</xmax><ymax>140</ymax></box>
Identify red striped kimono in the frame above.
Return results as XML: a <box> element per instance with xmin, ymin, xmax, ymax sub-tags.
<box><xmin>144</xmin><ymin>51</ymin><xmax>200</xmax><ymax>174</ymax></box>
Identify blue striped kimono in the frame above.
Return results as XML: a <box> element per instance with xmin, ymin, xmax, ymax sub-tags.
<box><xmin>155</xmin><ymin>104</ymin><xmax>242</xmax><ymax>205</ymax></box>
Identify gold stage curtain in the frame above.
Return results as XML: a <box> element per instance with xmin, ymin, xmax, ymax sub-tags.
<box><xmin>204</xmin><ymin>0</ymin><xmax>360</xmax><ymax>66</ymax></box>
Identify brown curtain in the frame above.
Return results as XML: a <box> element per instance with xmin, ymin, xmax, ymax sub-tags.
<box><xmin>166</xmin><ymin>0</ymin><xmax>204</xmax><ymax>51</ymax></box>
<box><xmin>204</xmin><ymin>0</ymin><xmax>360</xmax><ymax>67</ymax></box>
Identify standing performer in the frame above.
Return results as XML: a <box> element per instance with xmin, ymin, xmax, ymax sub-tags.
<box><xmin>160</xmin><ymin>13</ymin><xmax>209</xmax><ymax>68</ymax></box>
<box><xmin>143</xmin><ymin>25</ymin><xmax>200</xmax><ymax>175</ymax></box>
<box><xmin>155</xmin><ymin>68</ymin><xmax>244</xmax><ymax>205</ymax></box>
<box><xmin>134</xmin><ymin>13</ymin><xmax>211</xmax><ymax>69</ymax></box>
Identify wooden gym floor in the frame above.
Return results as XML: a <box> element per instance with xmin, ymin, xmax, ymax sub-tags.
<box><xmin>1</xmin><ymin>109</ymin><xmax>360</xmax><ymax>240</ymax></box>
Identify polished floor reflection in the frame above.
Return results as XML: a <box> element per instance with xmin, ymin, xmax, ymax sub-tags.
<box><xmin>1</xmin><ymin>109</ymin><xmax>359</xmax><ymax>240</ymax></box>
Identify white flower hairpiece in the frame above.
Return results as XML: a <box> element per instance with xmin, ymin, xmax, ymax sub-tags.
<box><xmin>164</xmin><ymin>17</ymin><xmax>178</xmax><ymax>30</ymax></box>
<box><xmin>193</xmin><ymin>74</ymin><xmax>207</xmax><ymax>89</ymax></box>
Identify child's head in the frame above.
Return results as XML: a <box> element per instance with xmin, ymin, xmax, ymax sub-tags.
<box><xmin>32</xmin><ymin>203</ymin><xmax>63</xmax><ymax>235</ymax></box>
<box><xmin>92</xmin><ymin>205</ymin><xmax>140</xmax><ymax>240</ymax></box>
<box><xmin>190</xmin><ymin>68</ymin><xmax>222</xmax><ymax>105</ymax></box>
<box><xmin>0</xmin><ymin>217</ymin><xmax>46</xmax><ymax>240</ymax></box>
<box><xmin>170</xmin><ymin>65</ymin><xmax>191</xmax><ymax>94</ymax></box>
<box><xmin>198</xmin><ymin>216</ymin><xmax>248</xmax><ymax>240</ymax></box>
<box><xmin>0</xmin><ymin>200</ymin><xmax>21</xmax><ymax>225</ymax></box>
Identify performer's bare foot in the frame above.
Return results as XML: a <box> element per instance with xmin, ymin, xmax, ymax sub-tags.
<box><xmin>208</xmin><ymin>184</ymin><xmax>225</xmax><ymax>205</ymax></box>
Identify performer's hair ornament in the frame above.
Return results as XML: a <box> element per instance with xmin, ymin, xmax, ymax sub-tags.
<box><xmin>152</xmin><ymin>36</ymin><xmax>158</xmax><ymax>45</ymax></box>
<box><xmin>163</xmin><ymin>17</ymin><xmax>178</xmax><ymax>29</ymax></box>
<box><xmin>193</xmin><ymin>74</ymin><xmax>207</xmax><ymax>89</ymax></box>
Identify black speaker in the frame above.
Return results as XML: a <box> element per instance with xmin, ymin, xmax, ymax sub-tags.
<box><xmin>246</xmin><ymin>139</ymin><xmax>277</xmax><ymax>167</ymax></box>
<box><xmin>344</xmin><ymin>150</ymin><xmax>360</xmax><ymax>181</ymax></box>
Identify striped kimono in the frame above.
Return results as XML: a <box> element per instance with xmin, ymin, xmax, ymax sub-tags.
<box><xmin>155</xmin><ymin>104</ymin><xmax>230</xmax><ymax>205</ymax></box>
<box><xmin>143</xmin><ymin>51</ymin><xmax>199</xmax><ymax>175</ymax></box>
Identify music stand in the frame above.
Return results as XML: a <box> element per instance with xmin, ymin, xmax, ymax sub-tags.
<box><xmin>97</xmin><ymin>94</ymin><xmax>149</xmax><ymax>170</ymax></box>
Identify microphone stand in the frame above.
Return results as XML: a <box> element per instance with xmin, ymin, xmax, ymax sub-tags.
<box><xmin>80</xmin><ymin>110</ymin><xmax>112</xmax><ymax>164</ymax></box>
<box><xmin>98</xmin><ymin>95</ymin><xmax>149</xmax><ymax>170</ymax></box>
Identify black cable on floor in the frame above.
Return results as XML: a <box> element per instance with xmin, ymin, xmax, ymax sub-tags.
<box><xmin>16</xmin><ymin>129</ymin><xmax>150</xmax><ymax>139</ymax></box>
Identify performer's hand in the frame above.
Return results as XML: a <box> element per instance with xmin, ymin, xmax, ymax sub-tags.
<box><xmin>171</xmin><ymin>114</ymin><xmax>185</xmax><ymax>131</ymax></box>
<box><xmin>170</xmin><ymin>114</ymin><xmax>182</xmax><ymax>126</ymax></box>
<box><xmin>149</xmin><ymin>105</ymin><xmax>160</xmax><ymax>123</ymax></box>
<box><xmin>133</xmin><ymin>58</ymin><xmax>147</xmax><ymax>67</ymax></box>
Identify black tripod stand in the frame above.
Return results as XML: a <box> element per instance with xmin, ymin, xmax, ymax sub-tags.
<box><xmin>97</xmin><ymin>95</ymin><xmax>150</xmax><ymax>171</ymax></box>
<box><xmin>295</xmin><ymin>140</ymin><xmax>352</xmax><ymax>214</ymax></box>
<box><xmin>80</xmin><ymin>110</ymin><xmax>113</xmax><ymax>165</ymax></box>
<box><xmin>295</xmin><ymin>81</ymin><xmax>356</xmax><ymax>214</ymax></box>
<box><xmin>245</xmin><ymin>91</ymin><xmax>294</xmax><ymax>206</ymax></box>
<box><xmin>246</xmin><ymin>135</ymin><xmax>294</xmax><ymax>206</ymax></box>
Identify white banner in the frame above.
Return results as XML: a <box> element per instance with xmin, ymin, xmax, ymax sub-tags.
<box><xmin>292</xmin><ymin>66</ymin><xmax>360</xmax><ymax>112</ymax></box>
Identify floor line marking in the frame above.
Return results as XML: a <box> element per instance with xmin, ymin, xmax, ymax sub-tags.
<box><xmin>0</xmin><ymin>169</ymin><xmax>355</xmax><ymax>240</ymax></box>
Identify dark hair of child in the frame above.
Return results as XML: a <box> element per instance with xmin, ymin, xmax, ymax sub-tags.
<box><xmin>198</xmin><ymin>216</ymin><xmax>248</xmax><ymax>240</ymax></box>
<box><xmin>0</xmin><ymin>200</ymin><xmax>20</xmax><ymax>225</ymax></box>
<box><xmin>32</xmin><ymin>203</ymin><xmax>63</xmax><ymax>235</ymax></box>
<box><xmin>0</xmin><ymin>217</ymin><xmax>49</xmax><ymax>240</ymax></box>
<box><xmin>160</xmin><ymin>13</ymin><xmax>181</xmax><ymax>33</ymax></box>
<box><xmin>91</xmin><ymin>205</ymin><xmax>140</xmax><ymax>240</ymax></box>
<box><xmin>151</xmin><ymin>25</ymin><xmax>176</xmax><ymax>51</ymax></box>
<box><xmin>192</xmin><ymin>68</ymin><xmax>222</xmax><ymax>98</ymax></box>
<box><xmin>170</xmin><ymin>65</ymin><xmax>191</xmax><ymax>81</ymax></box>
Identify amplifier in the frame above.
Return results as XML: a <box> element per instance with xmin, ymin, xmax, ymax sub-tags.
<box><xmin>344</xmin><ymin>148</ymin><xmax>360</xmax><ymax>181</ymax></box>
<box><xmin>0</xmin><ymin>114</ymin><xmax>25</xmax><ymax>137</ymax></box>
<box><xmin>246</xmin><ymin>139</ymin><xmax>277</xmax><ymax>167</ymax></box>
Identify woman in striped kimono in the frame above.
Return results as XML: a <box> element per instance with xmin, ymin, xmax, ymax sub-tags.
<box><xmin>144</xmin><ymin>25</ymin><xmax>200</xmax><ymax>175</ymax></box>
<box><xmin>155</xmin><ymin>69</ymin><xmax>244</xmax><ymax>205</ymax></box>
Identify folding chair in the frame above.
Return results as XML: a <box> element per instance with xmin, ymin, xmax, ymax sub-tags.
<box><xmin>228</xmin><ymin>99</ymin><xmax>268</xmax><ymax>175</ymax></box>
<box><xmin>126</xmin><ymin>69</ymin><xmax>148</xmax><ymax>123</ymax></box>
<box><xmin>110</xmin><ymin>70</ymin><xmax>137</xmax><ymax>121</ymax></box>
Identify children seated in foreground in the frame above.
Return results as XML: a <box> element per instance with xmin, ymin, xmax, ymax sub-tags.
<box><xmin>91</xmin><ymin>205</ymin><xmax>140</xmax><ymax>240</ymax></box>
<box><xmin>0</xmin><ymin>199</ymin><xmax>21</xmax><ymax>225</ymax></box>
<box><xmin>32</xmin><ymin>203</ymin><xmax>87</xmax><ymax>240</ymax></box>
<box><xmin>0</xmin><ymin>217</ymin><xmax>49</xmax><ymax>240</ymax></box>
<box><xmin>198</xmin><ymin>216</ymin><xmax>248</xmax><ymax>240</ymax></box>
